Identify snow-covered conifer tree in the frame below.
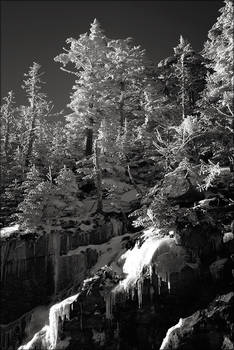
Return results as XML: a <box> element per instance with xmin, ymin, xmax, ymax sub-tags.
<box><xmin>0</xmin><ymin>91</ymin><xmax>16</xmax><ymax>163</ymax></box>
<box><xmin>201</xmin><ymin>0</ymin><xmax>234</xmax><ymax>142</ymax></box>
<box><xmin>22</xmin><ymin>62</ymin><xmax>52</xmax><ymax>168</ymax></box>
<box><xmin>55</xmin><ymin>166</ymin><xmax>79</xmax><ymax>206</ymax></box>
<box><xmin>55</xmin><ymin>19</ymin><xmax>109</xmax><ymax>157</ymax></box>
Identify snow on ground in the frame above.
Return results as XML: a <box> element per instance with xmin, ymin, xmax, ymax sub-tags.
<box><xmin>102</xmin><ymin>178</ymin><xmax>132</xmax><ymax>193</ymax></box>
<box><xmin>121</xmin><ymin>189</ymin><xmax>138</xmax><ymax>202</ymax></box>
<box><xmin>0</xmin><ymin>224</ymin><xmax>19</xmax><ymax>239</ymax></box>
<box><xmin>66</xmin><ymin>233</ymin><xmax>132</xmax><ymax>275</ymax></box>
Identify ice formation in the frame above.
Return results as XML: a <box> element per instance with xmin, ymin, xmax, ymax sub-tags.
<box><xmin>160</xmin><ymin>311</ymin><xmax>201</xmax><ymax>349</ymax></box>
<box><xmin>223</xmin><ymin>231</ymin><xmax>234</xmax><ymax>243</ymax></box>
<box><xmin>105</xmin><ymin>292</ymin><xmax>117</xmax><ymax>320</ymax></box>
<box><xmin>0</xmin><ymin>224</ymin><xmax>19</xmax><ymax>238</ymax></box>
<box><xmin>18</xmin><ymin>293</ymin><xmax>79</xmax><ymax>349</ymax></box>
<box><xmin>48</xmin><ymin>293</ymin><xmax>79</xmax><ymax>348</ymax></box>
<box><xmin>50</xmin><ymin>231</ymin><xmax>61</xmax><ymax>295</ymax></box>
<box><xmin>113</xmin><ymin>227</ymin><xmax>187</xmax><ymax>307</ymax></box>
<box><xmin>18</xmin><ymin>326</ymin><xmax>49</xmax><ymax>350</ymax></box>
<box><xmin>160</xmin><ymin>318</ymin><xmax>183</xmax><ymax>349</ymax></box>
<box><xmin>24</xmin><ymin>305</ymin><xmax>49</xmax><ymax>341</ymax></box>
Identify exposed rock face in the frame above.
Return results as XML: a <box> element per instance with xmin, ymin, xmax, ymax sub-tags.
<box><xmin>160</xmin><ymin>292</ymin><xmax>234</xmax><ymax>350</ymax></box>
<box><xmin>14</xmin><ymin>223</ymin><xmax>234</xmax><ymax>350</ymax></box>
<box><xmin>38</xmin><ymin>263</ymin><xmax>224</xmax><ymax>350</ymax></box>
<box><xmin>0</xmin><ymin>233</ymin><xmax>57</xmax><ymax>324</ymax></box>
<box><xmin>2</xmin><ymin>166</ymin><xmax>234</xmax><ymax>350</ymax></box>
<box><xmin>0</xmin><ymin>213</ymin><xmax>126</xmax><ymax>350</ymax></box>
<box><xmin>163</xmin><ymin>167</ymin><xmax>203</xmax><ymax>204</ymax></box>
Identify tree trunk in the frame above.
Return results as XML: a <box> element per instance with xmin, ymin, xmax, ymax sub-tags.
<box><xmin>127</xmin><ymin>165</ymin><xmax>143</xmax><ymax>198</ymax></box>
<box><xmin>119</xmin><ymin>81</ymin><xmax>125</xmax><ymax>127</ymax></box>
<box><xmin>93</xmin><ymin>140</ymin><xmax>103</xmax><ymax>212</ymax></box>
<box><xmin>181</xmin><ymin>53</ymin><xmax>186</xmax><ymax>120</ymax></box>
<box><xmin>4</xmin><ymin>119</ymin><xmax>10</xmax><ymax>162</ymax></box>
<box><xmin>85</xmin><ymin>117</ymin><xmax>94</xmax><ymax>157</ymax></box>
<box><xmin>25</xmin><ymin>115</ymin><xmax>36</xmax><ymax>168</ymax></box>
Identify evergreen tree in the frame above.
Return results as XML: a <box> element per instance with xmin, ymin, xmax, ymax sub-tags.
<box><xmin>55</xmin><ymin>19</ymin><xmax>109</xmax><ymax>157</ymax></box>
<box><xmin>93</xmin><ymin>140</ymin><xmax>103</xmax><ymax>212</ymax></box>
<box><xmin>158</xmin><ymin>36</ymin><xmax>207</xmax><ymax>122</ymax></box>
<box><xmin>22</xmin><ymin>62</ymin><xmax>52</xmax><ymax>168</ymax></box>
<box><xmin>105</xmin><ymin>37</ymin><xmax>147</xmax><ymax>128</ymax></box>
<box><xmin>21</xmin><ymin>165</ymin><xmax>42</xmax><ymax>196</ymax></box>
<box><xmin>17</xmin><ymin>180</ymin><xmax>55</xmax><ymax>231</ymax></box>
<box><xmin>200</xmin><ymin>0</ymin><xmax>234</xmax><ymax>145</ymax></box>
<box><xmin>55</xmin><ymin>20</ymin><xmax>148</xmax><ymax>160</ymax></box>
<box><xmin>55</xmin><ymin>166</ymin><xmax>79</xmax><ymax>205</ymax></box>
<box><xmin>0</xmin><ymin>91</ymin><xmax>16</xmax><ymax>163</ymax></box>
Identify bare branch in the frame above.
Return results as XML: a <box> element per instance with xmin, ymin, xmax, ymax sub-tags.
<box><xmin>60</xmin><ymin>67</ymin><xmax>79</xmax><ymax>76</ymax></box>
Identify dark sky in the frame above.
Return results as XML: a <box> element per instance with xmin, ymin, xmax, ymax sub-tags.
<box><xmin>1</xmin><ymin>0</ymin><xmax>223</xmax><ymax>113</ymax></box>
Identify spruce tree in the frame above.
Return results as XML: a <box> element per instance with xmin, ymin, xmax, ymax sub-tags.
<box><xmin>17</xmin><ymin>180</ymin><xmax>54</xmax><ymax>231</ymax></box>
<box><xmin>55</xmin><ymin>19</ymin><xmax>109</xmax><ymax>157</ymax></box>
<box><xmin>55</xmin><ymin>166</ymin><xmax>80</xmax><ymax>207</ymax></box>
<box><xmin>21</xmin><ymin>165</ymin><xmax>42</xmax><ymax>196</ymax></box>
<box><xmin>22</xmin><ymin>62</ymin><xmax>52</xmax><ymax>168</ymax></box>
<box><xmin>201</xmin><ymin>0</ymin><xmax>234</xmax><ymax>142</ymax></box>
<box><xmin>0</xmin><ymin>91</ymin><xmax>16</xmax><ymax>163</ymax></box>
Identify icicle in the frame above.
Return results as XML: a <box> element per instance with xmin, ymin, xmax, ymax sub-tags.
<box><xmin>114</xmin><ymin>321</ymin><xmax>120</xmax><ymax>339</ymax></box>
<box><xmin>66</xmin><ymin>234</ymin><xmax>70</xmax><ymax>251</ymax></box>
<box><xmin>105</xmin><ymin>291</ymin><xmax>117</xmax><ymax>320</ymax></box>
<box><xmin>150</xmin><ymin>285</ymin><xmax>154</xmax><ymax>302</ymax></box>
<box><xmin>105</xmin><ymin>293</ymin><xmax>112</xmax><ymax>320</ymax></box>
<box><xmin>149</xmin><ymin>265</ymin><xmax>153</xmax><ymax>283</ymax></box>
<box><xmin>167</xmin><ymin>274</ymin><xmax>171</xmax><ymax>293</ymax></box>
<box><xmin>79</xmin><ymin>303</ymin><xmax>83</xmax><ymax>330</ymax></box>
<box><xmin>158</xmin><ymin>275</ymin><xmax>161</xmax><ymax>295</ymax></box>
<box><xmin>52</xmin><ymin>232</ymin><xmax>61</xmax><ymax>295</ymax></box>
<box><xmin>113</xmin><ymin>231</ymin><xmax>187</xmax><ymax>310</ymax></box>
<box><xmin>137</xmin><ymin>278</ymin><xmax>143</xmax><ymax>308</ymax></box>
<box><xmin>131</xmin><ymin>286</ymin><xmax>135</xmax><ymax>301</ymax></box>
<box><xmin>33</xmin><ymin>242</ymin><xmax>36</xmax><ymax>258</ymax></box>
<box><xmin>48</xmin><ymin>293</ymin><xmax>78</xmax><ymax>349</ymax></box>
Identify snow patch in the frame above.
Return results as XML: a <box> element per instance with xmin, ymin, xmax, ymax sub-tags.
<box><xmin>121</xmin><ymin>189</ymin><xmax>138</xmax><ymax>202</ymax></box>
<box><xmin>0</xmin><ymin>224</ymin><xmax>19</xmax><ymax>238</ymax></box>
<box><xmin>223</xmin><ymin>232</ymin><xmax>234</xmax><ymax>243</ymax></box>
<box><xmin>67</xmin><ymin>233</ymin><xmax>131</xmax><ymax>275</ymax></box>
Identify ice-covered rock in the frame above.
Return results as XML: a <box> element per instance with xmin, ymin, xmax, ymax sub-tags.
<box><xmin>160</xmin><ymin>292</ymin><xmax>234</xmax><ymax>350</ymax></box>
<box><xmin>113</xmin><ymin>228</ymin><xmax>188</xmax><ymax>306</ymax></box>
